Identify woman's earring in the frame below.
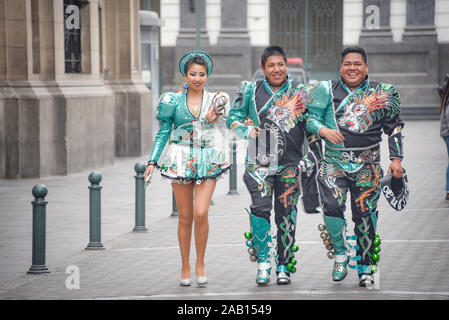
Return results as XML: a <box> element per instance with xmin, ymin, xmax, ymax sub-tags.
<box><xmin>183</xmin><ymin>83</ymin><xmax>188</xmax><ymax>94</ymax></box>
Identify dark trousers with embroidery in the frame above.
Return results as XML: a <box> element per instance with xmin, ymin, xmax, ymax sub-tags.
<box><xmin>318</xmin><ymin>162</ymin><xmax>383</xmax><ymax>273</ymax></box>
<box><xmin>243</xmin><ymin>166</ymin><xmax>300</xmax><ymax>267</ymax></box>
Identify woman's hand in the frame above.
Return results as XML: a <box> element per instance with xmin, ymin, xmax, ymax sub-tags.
<box><xmin>244</xmin><ymin>119</ymin><xmax>254</xmax><ymax>126</ymax></box>
<box><xmin>144</xmin><ymin>164</ymin><xmax>155</xmax><ymax>184</ymax></box>
<box><xmin>319</xmin><ymin>127</ymin><xmax>345</xmax><ymax>145</ymax></box>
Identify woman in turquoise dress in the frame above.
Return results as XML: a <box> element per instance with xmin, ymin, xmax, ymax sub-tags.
<box><xmin>144</xmin><ymin>51</ymin><xmax>230</xmax><ymax>287</ymax></box>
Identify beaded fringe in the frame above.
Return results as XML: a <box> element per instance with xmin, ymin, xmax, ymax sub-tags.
<box><xmin>156</xmin><ymin>164</ymin><xmax>231</xmax><ymax>185</ymax></box>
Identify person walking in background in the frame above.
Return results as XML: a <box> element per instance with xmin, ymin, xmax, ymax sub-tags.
<box><xmin>144</xmin><ymin>51</ymin><xmax>230</xmax><ymax>287</ymax></box>
<box><xmin>440</xmin><ymin>75</ymin><xmax>449</xmax><ymax>202</ymax></box>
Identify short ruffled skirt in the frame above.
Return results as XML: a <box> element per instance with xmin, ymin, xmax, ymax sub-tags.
<box><xmin>156</xmin><ymin>142</ymin><xmax>231</xmax><ymax>184</ymax></box>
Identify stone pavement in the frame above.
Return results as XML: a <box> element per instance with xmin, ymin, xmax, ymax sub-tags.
<box><xmin>0</xmin><ymin>121</ymin><xmax>448</xmax><ymax>301</ymax></box>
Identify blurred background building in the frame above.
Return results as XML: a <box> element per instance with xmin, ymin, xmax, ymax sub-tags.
<box><xmin>1</xmin><ymin>0</ymin><xmax>447</xmax><ymax>178</ymax></box>
<box><xmin>159</xmin><ymin>0</ymin><xmax>448</xmax><ymax>120</ymax></box>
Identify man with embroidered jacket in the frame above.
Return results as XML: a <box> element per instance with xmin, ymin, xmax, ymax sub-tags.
<box><xmin>227</xmin><ymin>46</ymin><xmax>321</xmax><ymax>286</ymax></box>
<box><xmin>306</xmin><ymin>46</ymin><xmax>404</xmax><ymax>287</ymax></box>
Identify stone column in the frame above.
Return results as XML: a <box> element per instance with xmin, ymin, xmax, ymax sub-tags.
<box><xmin>104</xmin><ymin>0</ymin><xmax>152</xmax><ymax>157</ymax></box>
<box><xmin>0</xmin><ymin>0</ymin><xmax>35</xmax><ymax>178</ymax></box>
<box><xmin>203</xmin><ymin>0</ymin><xmax>251</xmax><ymax>93</ymax></box>
<box><xmin>176</xmin><ymin>0</ymin><xmax>209</xmax><ymax>47</ymax></box>
<box><xmin>402</xmin><ymin>0</ymin><xmax>437</xmax><ymax>43</ymax></box>
<box><xmin>359</xmin><ymin>0</ymin><xmax>393</xmax><ymax>44</ymax></box>
<box><xmin>217</xmin><ymin>0</ymin><xmax>250</xmax><ymax>46</ymax></box>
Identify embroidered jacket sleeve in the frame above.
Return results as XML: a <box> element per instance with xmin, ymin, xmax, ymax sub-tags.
<box><xmin>148</xmin><ymin>93</ymin><xmax>176</xmax><ymax>164</ymax></box>
<box><xmin>305</xmin><ymin>81</ymin><xmax>335</xmax><ymax>138</ymax></box>
<box><xmin>378</xmin><ymin>84</ymin><xmax>405</xmax><ymax>160</ymax></box>
<box><xmin>226</xmin><ymin>81</ymin><xmax>255</xmax><ymax>139</ymax></box>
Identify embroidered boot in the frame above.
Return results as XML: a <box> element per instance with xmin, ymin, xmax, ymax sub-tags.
<box><xmin>250</xmin><ymin>213</ymin><xmax>272</xmax><ymax>285</ymax></box>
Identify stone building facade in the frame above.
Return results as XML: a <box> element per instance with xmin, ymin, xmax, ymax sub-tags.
<box><xmin>0</xmin><ymin>0</ymin><xmax>152</xmax><ymax>178</ymax></box>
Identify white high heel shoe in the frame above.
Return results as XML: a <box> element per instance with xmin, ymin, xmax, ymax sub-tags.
<box><xmin>180</xmin><ymin>278</ymin><xmax>191</xmax><ymax>287</ymax></box>
<box><xmin>196</xmin><ymin>276</ymin><xmax>208</xmax><ymax>286</ymax></box>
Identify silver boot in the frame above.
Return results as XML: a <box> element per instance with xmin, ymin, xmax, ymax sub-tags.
<box><xmin>359</xmin><ymin>273</ymin><xmax>374</xmax><ymax>287</ymax></box>
<box><xmin>332</xmin><ymin>256</ymin><xmax>349</xmax><ymax>281</ymax></box>
<box><xmin>276</xmin><ymin>265</ymin><xmax>291</xmax><ymax>285</ymax></box>
<box><xmin>276</xmin><ymin>272</ymin><xmax>291</xmax><ymax>285</ymax></box>
<box><xmin>256</xmin><ymin>263</ymin><xmax>271</xmax><ymax>285</ymax></box>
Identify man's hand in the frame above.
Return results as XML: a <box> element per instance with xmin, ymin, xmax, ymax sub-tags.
<box><xmin>319</xmin><ymin>127</ymin><xmax>345</xmax><ymax>145</ymax></box>
<box><xmin>387</xmin><ymin>158</ymin><xmax>403</xmax><ymax>178</ymax></box>
<box><xmin>249</xmin><ymin>126</ymin><xmax>260</xmax><ymax>139</ymax></box>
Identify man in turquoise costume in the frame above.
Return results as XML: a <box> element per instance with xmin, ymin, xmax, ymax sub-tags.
<box><xmin>306</xmin><ymin>46</ymin><xmax>405</xmax><ymax>287</ymax></box>
<box><xmin>227</xmin><ymin>46</ymin><xmax>320</xmax><ymax>285</ymax></box>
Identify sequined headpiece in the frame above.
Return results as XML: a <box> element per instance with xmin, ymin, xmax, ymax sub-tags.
<box><xmin>179</xmin><ymin>50</ymin><xmax>213</xmax><ymax>76</ymax></box>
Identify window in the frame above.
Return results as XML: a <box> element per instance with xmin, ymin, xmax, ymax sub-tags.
<box><xmin>64</xmin><ymin>0</ymin><xmax>81</xmax><ymax>73</ymax></box>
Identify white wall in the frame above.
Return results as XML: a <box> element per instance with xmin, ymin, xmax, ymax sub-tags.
<box><xmin>160</xmin><ymin>0</ymin><xmax>179</xmax><ymax>46</ymax></box>
<box><xmin>206</xmin><ymin>0</ymin><xmax>221</xmax><ymax>45</ymax></box>
<box><xmin>436</xmin><ymin>0</ymin><xmax>449</xmax><ymax>43</ymax></box>
<box><xmin>343</xmin><ymin>0</ymin><xmax>363</xmax><ymax>45</ymax></box>
<box><xmin>248</xmin><ymin>0</ymin><xmax>269</xmax><ymax>46</ymax></box>
<box><xmin>390</xmin><ymin>0</ymin><xmax>406</xmax><ymax>43</ymax></box>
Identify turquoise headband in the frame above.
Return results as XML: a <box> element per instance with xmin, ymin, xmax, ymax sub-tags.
<box><xmin>179</xmin><ymin>50</ymin><xmax>213</xmax><ymax>76</ymax></box>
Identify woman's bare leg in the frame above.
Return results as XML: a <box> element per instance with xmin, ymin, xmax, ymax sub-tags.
<box><xmin>193</xmin><ymin>179</ymin><xmax>217</xmax><ymax>277</ymax></box>
<box><xmin>172</xmin><ymin>182</ymin><xmax>194</xmax><ymax>279</ymax></box>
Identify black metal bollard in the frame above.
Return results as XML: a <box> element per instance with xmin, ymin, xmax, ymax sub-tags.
<box><xmin>85</xmin><ymin>172</ymin><xmax>105</xmax><ymax>250</ymax></box>
<box><xmin>171</xmin><ymin>191</ymin><xmax>178</xmax><ymax>217</ymax></box>
<box><xmin>133</xmin><ymin>163</ymin><xmax>148</xmax><ymax>232</ymax></box>
<box><xmin>28</xmin><ymin>185</ymin><xmax>50</xmax><ymax>274</ymax></box>
<box><xmin>228</xmin><ymin>136</ymin><xmax>239</xmax><ymax>195</ymax></box>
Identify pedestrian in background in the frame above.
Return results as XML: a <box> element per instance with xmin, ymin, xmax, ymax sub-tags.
<box><xmin>440</xmin><ymin>75</ymin><xmax>449</xmax><ymax>202</ymax></box>
<box><xmin>144</xmin><ymin>51</ymin><xmax>230</xmax><ymax>287</ymax></box>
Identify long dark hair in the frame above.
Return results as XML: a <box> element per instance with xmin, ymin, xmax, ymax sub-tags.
<box><xmin>441</xmin><ymin>75</ymin><xmax>449</xmax><ymax>114</ymax></box>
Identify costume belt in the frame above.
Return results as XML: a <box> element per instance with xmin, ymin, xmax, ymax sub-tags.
<box><xmin>324</xmin><ymin>143</ymin><xmax>380</xmax><ymax>164</ymax></box>
<box><xmin>170</xmin><ymin>139</ymin><xmax>214</xmax><ymax>148</ymax></box>
<box><xmin>170</xmin><ymin>125</ymin><xmax>216</xmax><ymax>148</ymax></box>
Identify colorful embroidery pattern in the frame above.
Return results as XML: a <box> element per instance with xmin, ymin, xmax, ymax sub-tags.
<box><xmin>247</xmin><ymin>166</ymin><xmax>273</xmax><ymax>197</ymax></box>
<box><xmin>354</xmin><ymin>164</ymin><xmax>382</xmax><ymax>213</ymax></box>
<box><xmin>338</xmin><ymin>85</ymin><xmax>401</xmax><ymax>133</ymax></box>
<box><xmin>267</xmin><ymin>88</ymin><xmax>308</xmax><ymax>133</ymax></box>
<box><xmin>319</xmin><ymin>162</ymin><xmax>346</xmax><ymax>206</ymax></box>
<box><xmin>278</xmin><ymin>167</ymin><xmax>300</xmax><ymax>209</ymax></box>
